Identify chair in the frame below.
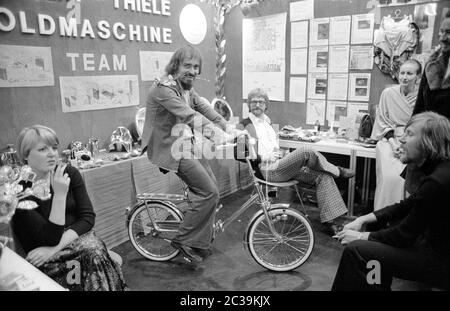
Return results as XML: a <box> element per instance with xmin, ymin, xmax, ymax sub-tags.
<box><xmin>234</xmin><ymin>135</ymin><xmax>310</xmax><ymax>217</ymax></box>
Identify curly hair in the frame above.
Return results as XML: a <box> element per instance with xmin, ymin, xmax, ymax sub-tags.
<box><xmin>247</xmin><ymin>88</ymin><xmax>269</xmax><ymax>111</ymax></box>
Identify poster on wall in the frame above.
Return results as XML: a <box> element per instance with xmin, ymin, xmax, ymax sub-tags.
<box><xmin>308</xmin><ymin>46</ymin><xmax>328</xmax><ymax>73</ymax></box>
<box><xmin>329</xmin><ymin>45</ymin><xmax>349</xmax><ymax>73</ymax></box>
<box><xmin>348</xmin><ymin>73</ymin><xmax>371</xmax><ymax>102</ymax></box>
<box><xmin>306</xmin><ymin>99</ymin><xmax>326</xmax><ymax>125</ymax></box>
<box><xmin>328</xmin><ymin>74</ymin><xmax>348</xmax><ymax>101</ymax></box>
<box><xmin>350</xmin><ymin>46</ymin><xmax>374</xmax><ymax>70</ymax></box>
<box><xmin>307</xmin><ymin>73</ymin><xmax>327</xmax><ymax>100</ymax></box>
<box><xmin>326</xmin><ymin>100</ymin><xmax>347</xmax><ymax>128</ymax></box>
<box><xmin>139</xmin><ymin>51</ymin><xmax>173</xmax><ymax>81</ymax></box>
<box><xmin>309</xmin><ymin>18</ymin><xmax>330</xmax><ymax>46</ymax></box>
<box><xmin>348</xmin><ymin>73</ymin><xmax>370</xmax><ymax>101</ymax></box>
<box><xmin>291</xmin><ymin>48</ymin><xmax>308</xmax><ymax>74</ymax></box>
<box><xmin>329</xmin><ymin>16</ymin><xmax>351</xmax><ymax>45</ymax></box>
<box><xmin>347</xmin><ymin>102</ymin><xmax>369</xmax><ymax>122</ymax></box>
<box><xmin>351</xmin><ymin>14</ymin><xmax>375</xmax><ymax>44</ymax></box>
<box><xmin>291</xmin><ymin>20</ymin><xmax>309</xmax><ymax>48</ymax></box>
<box><xmin>290</xmin><ymin>0</ymin><xmax>314</xmax><ymax>21</ymax></box>
<box><xmin>60</xmin><ymin>75</ymin><xmax>139</xmax><ymax>113</ymax></box>
<box><xmin>289</xmin><ymin>76</ymin><xmax>307</xmax><ymax>103</ymax></box>
<box><xmin>243</xmin><ymin>13</ymin><xmax>287</xmax><ymax>101</ymax></box>
<box><xmin>0</xmin><ymin>44</ymin><xmax>54</xmax><ymax>87</ymax></box>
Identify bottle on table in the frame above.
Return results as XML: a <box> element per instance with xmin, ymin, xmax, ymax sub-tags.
<box><xmin>314</xmin><ymin>120</ymin><xmax>321</xmax><ymax>133</ymax></box>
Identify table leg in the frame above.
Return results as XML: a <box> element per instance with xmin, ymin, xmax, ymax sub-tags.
<box><xmin>347</xmin><ymin>150</ymin><xmax>357</xmax><ymax>216</ymax></box>
<box><xmin>362</xmin><ymin>158</ymin><xmax>371</xmax><ymax>206</ymax></box>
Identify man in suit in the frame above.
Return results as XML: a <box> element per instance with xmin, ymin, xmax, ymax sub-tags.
<box><xmin>238</xmin><ymin>88</ymin><xmax>354</xmax><ymax>236</ymax></box>
<box><xmin>141</xmin><ymin>45</ymin><xmax>241</xmax><ymax>263</ymax></box>
<box><xmin>332</xmin><ymin>111</ymin><xmax>450</xmax><ymax>291</ymax></box>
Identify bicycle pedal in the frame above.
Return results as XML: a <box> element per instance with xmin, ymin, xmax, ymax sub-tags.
<box><xmin>182</xmin><ymin>256</ymin><xmax>192</xmax><ymax>263</ymax></box>
<box><xmin>135</xmin><ymin>231</ymin><xmax>145</xmax><ymax>238</ymax></box>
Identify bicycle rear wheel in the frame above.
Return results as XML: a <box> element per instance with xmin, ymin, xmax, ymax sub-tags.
<box><xmin>128</xmin><ymin>201</ymin><xmax>182</xmax><ymax>261</ymax></box>
<box><xmin>246</xmin><ymin>207</ymin><xmax>314</xmax><ymax>272</ymax></box>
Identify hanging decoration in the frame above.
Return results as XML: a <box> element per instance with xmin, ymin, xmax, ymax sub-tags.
<box><xmin>184</xmin><ymin>0</ymin><xmax>273</xmax><ymax>99</ymax></box>
<box><xmin>373</xmin><ymin>10</ymin><xmax>420</xmax><ymax>81</ymax></box>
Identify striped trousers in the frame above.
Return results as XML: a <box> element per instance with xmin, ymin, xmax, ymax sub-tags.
<box><xmin>261</xmin><ymin>144</ymin><xmax>348</xmax><ymax>223</ymax></box>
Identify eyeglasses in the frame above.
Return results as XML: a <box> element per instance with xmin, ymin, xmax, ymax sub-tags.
<box><xmin>249</xmin><ymin>100</ymin><xmax>266</xmax><ymax>105</ymax></box>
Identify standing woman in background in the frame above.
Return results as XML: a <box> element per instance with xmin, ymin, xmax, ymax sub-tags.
<box><xmin>370</xmin><ymin>59</ymin><xmax>422</xmax><ymax>211</ymax></box>
<box><xmin>12</xmin><ymin>125</ymin><xmax>127</xmax><ymax>291</ymax></box>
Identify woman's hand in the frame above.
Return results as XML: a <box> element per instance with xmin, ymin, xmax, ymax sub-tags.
<box><xmin>51</xmin><ymin>164</ymin><xmax>70</xmax><ymax>196</ymax></box>
<box><xmin>333</xmin><ymin>230</ymin><xmax>367</xmax><ymax>245</ymax></box>
<box><xmin>26</xmin><ymin>246</ymin><xmax>57</xmax><ymax>267</ymax></box>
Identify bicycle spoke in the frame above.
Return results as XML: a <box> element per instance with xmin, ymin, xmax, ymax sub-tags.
<box><xmin>247</xmin><ymin>209</ymin><xmax>314</xmax><ymax>271</ymax></box>
<box><xmin>282</xmin><ymin>241</ymin><xmax>308</xmax><ymax>255</ymax></box>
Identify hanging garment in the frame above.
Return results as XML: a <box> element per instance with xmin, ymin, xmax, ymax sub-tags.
<box><xmin>374</xmin><ymin>16</ymin><xmax>420</xmax><ymax>80</ymax></box>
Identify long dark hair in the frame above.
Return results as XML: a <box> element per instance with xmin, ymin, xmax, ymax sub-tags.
<box><xmin>165</xmin><ymin>45</ymin><xmax>202</xmax><ymax>76</ymax></box>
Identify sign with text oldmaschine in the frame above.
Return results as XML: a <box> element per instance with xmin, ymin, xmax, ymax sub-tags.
<box><xmin>0</xmin><ymin>0</ymin><xmax>173</xmax><ymax>112</ymax></box>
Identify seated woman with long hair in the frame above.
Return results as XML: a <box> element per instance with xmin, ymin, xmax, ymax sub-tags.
<box><xmin>12</xmin><ymin>125</ymin><xmax>127</xmax><ymax>291</ymax></box>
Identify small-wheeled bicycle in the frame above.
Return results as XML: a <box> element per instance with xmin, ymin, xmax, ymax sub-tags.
<box><xmin>126</xmin><ymin>136</ymin><xmax>314</xmax><ymax>271</ymax></box>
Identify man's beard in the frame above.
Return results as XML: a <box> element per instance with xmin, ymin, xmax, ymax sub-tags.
<box><xmin>179</xmin><ymin>79</ymin><xmax>193</xmax><ymax>90</ymax></box>
<box><xmin>177</xmin><ymin>72</ymin><xmax>195</xmax><ymax>90</ymax></box>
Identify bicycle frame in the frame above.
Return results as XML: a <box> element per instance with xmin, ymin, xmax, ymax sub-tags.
<box><xmin>129</xmin><ymin>160</ymin><xmax>284</xmax><ymax>243</ymax></box>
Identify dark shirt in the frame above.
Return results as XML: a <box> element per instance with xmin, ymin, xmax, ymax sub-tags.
<box><xmin>413</xmin><ymin>50</ymin><xmax>450</xmax><ymax>120</ymax></box>
<box><xmin>369</xmin><ymin>160</ymin><xmax>450</xmax><ymax>259</ymax></box>
<box><xmin>12</xmin><ymin>165</ymin><xmax>96</xmax><ymax>254</ymax></box>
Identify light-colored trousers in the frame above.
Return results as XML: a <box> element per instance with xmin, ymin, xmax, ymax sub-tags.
<box><xmin>374</xmin><ymin>140</ymin><xmax>406</xmax><ymax>211</ymax></box>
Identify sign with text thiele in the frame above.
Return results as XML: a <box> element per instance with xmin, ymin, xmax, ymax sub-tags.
<box><xmin>0</xmin><ymin>0</ymin><xmax>174</xmax><ymax>111</ymax></box>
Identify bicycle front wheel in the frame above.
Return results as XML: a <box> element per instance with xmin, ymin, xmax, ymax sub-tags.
<box><xmin>128</xmin><ymin>201</ymin><xmax>182</xmax><ymax>261</ymax></box>
<box><xmin>246</xmin><ymin>207</ymin><xmax>314</xmax><ymax>272</ymax></box>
